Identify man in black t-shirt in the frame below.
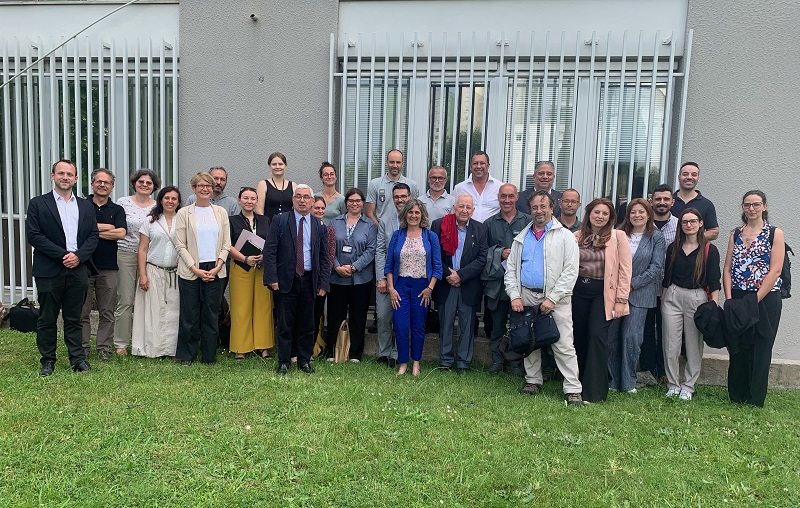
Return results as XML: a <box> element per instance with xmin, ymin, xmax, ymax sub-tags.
<box><xmin>671</xmin><ymin>162</ymin><xmax>719</xmax><ymax>241</ymax></box>
<box><xmin>80</xmin><ymin>169</ymin><xmax>127</xmax><ymax>362</ymax></box>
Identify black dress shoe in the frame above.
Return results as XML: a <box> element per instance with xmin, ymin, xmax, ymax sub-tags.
<box><xmin>386</xmin><ymin>358</ymin><xmax>397</xmax><ymax>368</ymax></box>
<box><xmin>300</xmin><ymin>364</ymin><xmax>315</xmax><ymax>374</ymax></box>
<box><xmin>40</xmin><ymin>361</ymin><xmax>55</xmax><ymax>377</ymax></box>
<box><xmin>180</xmin><ymin>360</ymin><xmax>193</xmax><ymax>367</ymax></box>
<box><xmin>276</xmin><ymin>364</ymin><xmax>289</xmax><ymax>376</ymax></box>
<box><xmin>456</xmin><ymin>367</ymin><xmax>469</xmax><ymax>375</ymax></box>
<box><xmin>72</xmin><ymin>360</ymin><xmax>92</xmax><ymax>373</ymax></box>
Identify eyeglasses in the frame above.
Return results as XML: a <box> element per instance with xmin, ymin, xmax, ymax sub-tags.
<box><xmin>559</xmin><ymin>199</ymin><xmax>579</xmax><ymax>205</ymax></box>
<box><xmin>429</xmin><ymin>176</ymin><xmax>447</xmax><ymax>181</ymax></box>
<box><xmin>681</xmin><ymin>219</ymin><xmax>700</xmax><ymax>225</ymax></box>
<box><xmin>194</xmin><ymin>184</ymin><xmax>213</xmax><ymax>189</ymax></box>
<box><xmin>92</xmin><ymin>180</ymin><xmax>113</xmax><ymax>186</ymax></box>
<box><xmin>346</xmin><ymin>199</ymin><xmax>363</xmax><ymax>204</ymax></box>
<box><xmin>136</xmin><ymin>180</ymin><xmax>154</xmax><ymax>186</ymax></box>
<box><xmin>392</xmin><ymin>195</ymin><xmax>409</xmax><ymax>200</ymax></box>
<box><xmin>742</xmin><ymin>202</ymin><xmax>763</xmax><ymax>209</ymax></box>
<box><xmin>294</xmin><ymin>195</ymin><xmax>313</xmax><ymax>200</ymax></box>
<box><xmin>530</xmin><ymin>205</ymin><xmax>552</xmax><ymax>211</ymax></box>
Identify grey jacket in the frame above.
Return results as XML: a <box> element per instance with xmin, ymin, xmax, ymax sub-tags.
<box><xmin>375</xmin><ymin>212</ymin><xmax>400</xmax><ymax>282</ymax></box>
<box><xmin>627</xmin><ymin>230</ymin><xmax>666</xmax><ymax>308</ymax></box>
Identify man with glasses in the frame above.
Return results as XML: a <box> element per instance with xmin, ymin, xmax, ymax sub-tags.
<box><xmin>264</xmin><ymin>184</ymin><xmax>330</xmax><ymax>375</ymax></box>
<box><xmin>27</xmin><ymin>159</ymin><xmax>99</xmax><ymax>376</ymax></box>
<box><xmin>80</xmin><ymin>169</ymin><xmax>127</xmax><ymax>362</ymax></box>
<box><xmin>365</xmin><ymin>149</ymin><xmax>419</xmax><ymax>225</ymax></box>
<box><xmin>517</xmin><ymin>161</ymin><xmax>562</xmax><ymax>218</ymax></box>
<box><xmin>671</xmin><ymin>161</ymin><xmax>719</xmax><ymax>241</ymax></box>
<box><xmin>453</xmin><ymin>151</ymin><xmax>503</xmax><ymax>223</ymax></box>
<box><xmin>186</xmin><ymin>167</ymin><xmax>241</xmax><ymax>216</ymax></box>
<box><xmin>419</xmin><ymin>166</ymin><xmax>455</xmax><ymax>223</ymax></box>
<box><xmin>374</xmin><ymin>183</ymin><xmax>411</xmax><ymax>367</ymax></box>
<box><xmin>557</xmin><ymin>188</ymin><xmax>582</xmax><ymax>233</ymax></box>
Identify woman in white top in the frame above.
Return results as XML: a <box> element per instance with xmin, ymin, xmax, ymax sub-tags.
<box><xmin>132</xmin><ymin>186</ymin><xmax>182</xmax><ymax>358</ymax></box>
<box><xmin>174</xmin><ymin>172</ymin><xmax>231</xmax><ymax>366</ymax></box>
<box><xmin>114</xmin><ymin>169</ymin><xmax>160</xmax><ymax>356</ymax></box>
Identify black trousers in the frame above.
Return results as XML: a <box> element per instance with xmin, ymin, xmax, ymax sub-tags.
<box><xmin>572</xmin><ymin>278</ymin><xmax>611</xmax><ymax>402</ymax></box>
<box><xmin>639</xmin><ymin>298</ymin><xmax>666</xmax><ymax>377</ymax></box>
<box><xmin>36</xmin><ymin>265</ymin><xmax>90</xmax><ymax>366</ymax></box>
<box><xmin>274</xmin><ymin>273</ymin><xmax>315</xmax><ymax>367</ymax></box>
<box><xmin>176</xmin><ymin>266</ymin><xmax>223</xmax><ymax>364</ymax></box>
<box><xmin>327</xmin><ymin>282</ymin><xmax>371</xmax><ymax>360</ymax></box>
<box><xmin>728</xmin><ymin>290</ymin><xmax>782</xmax><ymax>407</ymax></box>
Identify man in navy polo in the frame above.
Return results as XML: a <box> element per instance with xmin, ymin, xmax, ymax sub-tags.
<box><xmin>671</xmin><ymin>162</ymin><xmax>719</xmax><ymax>241</ymax></box>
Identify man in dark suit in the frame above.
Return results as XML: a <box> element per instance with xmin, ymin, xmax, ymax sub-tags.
<box><xmin>26</xmin><ymin>159</ymin><xmax>99</xmax><ymax>376</ymax></box>
<box><xmin>431</xmin><ymin>194</ymin><xmax>488</xmax><ymax>373</ymax></box>
<box><xmin>264</xmin><ymin>184</ymin><xmax>330</xmax><ymax>375</ymax></box>
<box><xmin>517</xmin><ymin>161</ymin><xmax>562</xmax><ymax>218</ymax></box>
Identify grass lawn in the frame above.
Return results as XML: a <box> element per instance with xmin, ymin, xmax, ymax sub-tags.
<box><xmin>1</xmin><ymin>328</ymin><xmax>799</xmax><ymax>507</ymax></box>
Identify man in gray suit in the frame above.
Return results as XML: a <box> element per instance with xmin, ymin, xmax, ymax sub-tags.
<box><xmin>374</xmin><ymin>183</ymin><xmax>411</xmax><ymax>367</ymax></box>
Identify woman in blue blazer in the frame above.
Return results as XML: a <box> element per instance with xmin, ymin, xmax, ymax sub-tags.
<box><xmin>608</xmin><ymin>198</ymin><xmax>666</xmax><ymax>392</ymax></box>
<box><xmin>385</xmin><ymin>199</ymin><xmax>442</xmax><ymax>376</ymax></box>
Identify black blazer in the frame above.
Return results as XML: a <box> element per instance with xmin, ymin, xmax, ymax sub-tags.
<box><xmin>430</xmin><ymin>217</ymin><xmax>489</xmax><ymax>306</ymax></box>
<box><xmin>26</xmin><ymin>192</ymin><xmax>99</xmax><ymax>278</ymax></box>
<box><xmin>263</xmin><ymin>211</ymin><xmax>330</xmax><ymax>294</ymax></box>
<box><xmin>229</xmin><ymin>212</ymin><xmax>270</xmax><ymax>272</ymax></box>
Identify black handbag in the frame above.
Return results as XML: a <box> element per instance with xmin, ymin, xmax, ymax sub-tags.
<box><xmin>500</xmin><ymin>306</ymin><xmax>560</xmax><ymax>361</ymax></box>
<box><xmin>8</xmin><ymin>298</ymin><xmax>39</xmax><ymax>333</ymax></box>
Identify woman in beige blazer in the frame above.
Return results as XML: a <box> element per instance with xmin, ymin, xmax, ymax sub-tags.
<box><xmin>174</xmin><ymin>172</ymin><xmax>231</xmax><ymax>366</ymax></box>
<box><xmin>572</xmin><ymin>198</ymin><xmax>632</xmax><ymax>402</ymax></box>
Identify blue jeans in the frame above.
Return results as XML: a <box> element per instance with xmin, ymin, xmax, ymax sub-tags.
<box><xmin>392</xmin><ymin>277</ymin><xmax>429</xmax><ymax>363</ymax></box>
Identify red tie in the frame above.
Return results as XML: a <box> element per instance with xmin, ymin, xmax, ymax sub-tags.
<box><xmin>296</xmin><ymin>216</ymin><xmax>305</xmax><ymax>276</ymax></box>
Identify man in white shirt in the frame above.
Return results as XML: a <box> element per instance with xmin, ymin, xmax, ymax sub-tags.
<box><xmin>452</xmin><ymin>151</ymin><xmax>503</xmax><ymax>223</ymax></box>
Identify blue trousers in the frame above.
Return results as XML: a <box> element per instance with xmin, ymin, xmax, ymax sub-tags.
<box><xmin>608</xmin><ymin>304</ymin><xmax>649</xmax><ymax>391</ymax></box>
<box><xmin>392</xmin><ymin>277</ymin><xmax>429</xmax><ymax>363</ymax></box>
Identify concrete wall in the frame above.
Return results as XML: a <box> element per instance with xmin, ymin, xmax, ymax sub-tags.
<box><xmin>683</xmin><ymin>0</ymin><xmax>800</xmax><ymax>360</ymax></box>
<box><xmin>178</xmin><ymin>0</ymin><xmax>339</xmax><ymax>196</ymax></box>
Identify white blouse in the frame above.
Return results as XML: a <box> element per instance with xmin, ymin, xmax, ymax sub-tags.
<box><xmin>140</xmin><ymin>216</ymin><xmax>178</xmax><ymax>268</ymax></box>
<box><xmin>118</xmin><ymin>196</ymin><xmax>156</xmax><ymax>253</ymax></box>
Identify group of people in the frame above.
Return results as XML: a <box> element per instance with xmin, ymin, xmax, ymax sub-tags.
<box><xmin>27</xmin><ymin>152</ymin><xmax>784</xmax><ymax>407</ymax></box>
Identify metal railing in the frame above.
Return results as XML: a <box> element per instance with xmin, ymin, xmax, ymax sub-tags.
<box><xmin>0</xmin><ymin>35</ymin><xmax>179</xmax><ymax>303</ymax></box>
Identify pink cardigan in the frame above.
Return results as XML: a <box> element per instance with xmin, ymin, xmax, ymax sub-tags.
<box><xmin>574</xmin><ymin>229</ymin><xmax>632</xmax><ymax>320</ymax></box>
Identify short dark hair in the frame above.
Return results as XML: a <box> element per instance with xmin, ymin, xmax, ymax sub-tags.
<box><xmin>51</xmin><ymin>159</ymin><xmax>76</xmax><ymax>174</ymax></box>
<box><xmin>392</xmin><ymin>183</ymin><xmax>411</xmax><ymax>196</ymax></box>
<box><xmin>528</xmin><ymin>189</ymin><xmax>554</xmax><ymax>208</ymax></box>
<box><xmin>345</xmin><ymin>187</ymin><xmax>365</xmax><ymax>202</ymax></box>
<box><xmin>386</xmin><ymin>149</ymin><xmax>404</xmax><ymax>160</ymax></box>
<box><xmin>470</xmin><ymin>151</ymin><xmax>490</xmax><ymax>165</ymax></box>
<box><xmin>651</xmin><ymin>183</ymin><xmax>673</xmax><ymax>195</ymax></box>
<box><xmin>238</xmin><ymin>186</ymin><xmax>257</xmax><ymax>198</ymax></box>
<box><xmin>130</xmin><ymin>169</ymin><xmax>161</xmax><ymax>192</ymax></box>
<box><xmin>680</xmin><ymin>161</ymin><xmax>700</xmax><ymax>172</ymax></box>
<box><xmin>209</xmin><ymin>166</ymin><xmax>227</xmax><ymax>175</ymax></box>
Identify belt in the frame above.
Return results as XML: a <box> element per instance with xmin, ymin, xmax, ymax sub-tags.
<box><xmin>523</xmin><ymin>286</ymin><xmax>544</xmax><ymax>293</ymax></box>
<box><xmin>147</xmin><ymin>262</ymin><xmax>177</xmax><ymax>272</ymax></box>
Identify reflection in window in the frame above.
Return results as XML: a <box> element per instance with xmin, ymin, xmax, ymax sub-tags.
<box><xmin>596</xmin><ymin>83</ymin><xmax>666</xmax><ymax>206</ymax></box>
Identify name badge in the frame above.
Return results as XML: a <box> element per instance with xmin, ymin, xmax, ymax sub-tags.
<box><xmin>342</xmin><ymin>245</ymin><xmax>353</xmax><ymax>253</ymax></box>
<box><xmin>379</xmin><ymin>188</ymin><xmax>386</xmax><ymax>203</ymax></box>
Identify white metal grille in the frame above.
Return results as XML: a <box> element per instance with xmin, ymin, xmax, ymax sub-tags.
<box><xmin>0</xmin><ymin>36</ymin><xmax>179</xmax><ymax>302</ymax></box>
<box><xmin>329</xmin><ymin>30</ymin><xmax>692</xmax><ymax>204</ymax></box>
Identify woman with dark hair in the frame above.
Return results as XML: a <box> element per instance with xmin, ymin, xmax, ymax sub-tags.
<box><xmin>310</xmin><ymin>196</ymin><xmax>337</xmax><ymax>357</ymax></box>
<box><xmin>385</xmin><ymin>198</ymin><xmax>443</xmax><ymax>376</ymax></box>
<box><xmin>174</xmin><ymin>172</ymin><xmax>231</xmax><ymax>366</ymax></box>
<box><xmin>608</xmin><ymin>198</ymin><xmax>666</xmax><ymax>393</ymax></box>
<box><xmin>114</xmin><ymin>168</ymin><xmax>161</xmax><ymax>356</ymax></box>
<box><xmin>256</xmin><ymin>152</ymin><xmax>297</xmax><ymax>219</ymax></box>
<box><xmin>662</xmin><ymin>208</ymin><xmax>720</xmax><ymax>400</ymax></box>
<box><xmin>228</xmin><ymin>187</ymin><xmax>274</xmax><ymax>360</ymax></box>
<box><xmin>326</xmin><ymin>188</ymin><xmax>377</xmax><ymax>362</ymax></box>
<box><xmin>723</xmin><ymin>190</ymin><xmax>785</xmax><ymax>407</ymax></box>
<box><xmin>131</xmin><ymin>186</ymin><xmax>181</xmax><ymax>357</ymax></box>
<box><xmin>572</xmin><ymin>198</ymin><xmax>632</xmax><ymax>402</ymax></box>
<box><xmin>316</xmin><ymin>162</ymin><xmax>345</xmax><ymax>225</ymax></box>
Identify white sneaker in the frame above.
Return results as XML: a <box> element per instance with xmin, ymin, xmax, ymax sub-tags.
<box><xmin>326</xmin><ymin>357</ymin><xmax>335</xmax><ymax>362</ymax></box>
<box><xmin>625</xmin><ymin>388</ymin><xmax>637</xmax><ymax>394</ymax></box>
<box><xmin>679</xmin><ymin>390</ymin><xmax>693</xmax><ymax>401</ymax></box>
<box><xmin>349</xmin><ymin>358</ymin><xmax>360</xmax><ymax>363</ymax></box>
<box><xmin>666</xmin><ymin>388</ymin><xmax>680</xmax><ymax>397</ymax></box>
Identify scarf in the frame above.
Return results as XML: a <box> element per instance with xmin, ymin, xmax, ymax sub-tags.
<box><xmin>439</xmin><ymin>213</ymin><xmax>459</xmax><ymax>256</ymax></box>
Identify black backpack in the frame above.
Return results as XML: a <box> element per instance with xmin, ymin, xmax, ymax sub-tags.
<box><xmin>733</xmin><ymin>226</ymin><xmax>792</xmax><ymax>298</ymax></box>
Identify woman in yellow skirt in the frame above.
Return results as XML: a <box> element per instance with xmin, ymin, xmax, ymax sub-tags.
<box><xmin>228</xmin><ymin>187</ymin><xmax>274</xmax><ymax>359</ymax></box>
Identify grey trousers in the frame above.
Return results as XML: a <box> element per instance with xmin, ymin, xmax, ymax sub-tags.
<box><xmin>608</xmin><ymin>304</ymin><xmax>649</xmax><ymax>391</ymax></box>
<box><xmin>662</xmin><ymin>285</ymin><xmax>706</xmax><ymax>394</ymax></box>
<box><xmin>113</xmin><ymin>250</ymin><xmax>138</xmax><ymax>349</ymax></box>
<box><xmin>438</xmin><ymin>286</ymin><xmax>476</xmax><ymax>369</ymax></box>
<box><xmin>80</xmin><ymin>268</ymin><xmax>119</xmax><ymax>353</ymax></box>
<box><xmin>375</xmin><ymin>288</ymin><xmax>397</xmax><ymax>359</ymax></box>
